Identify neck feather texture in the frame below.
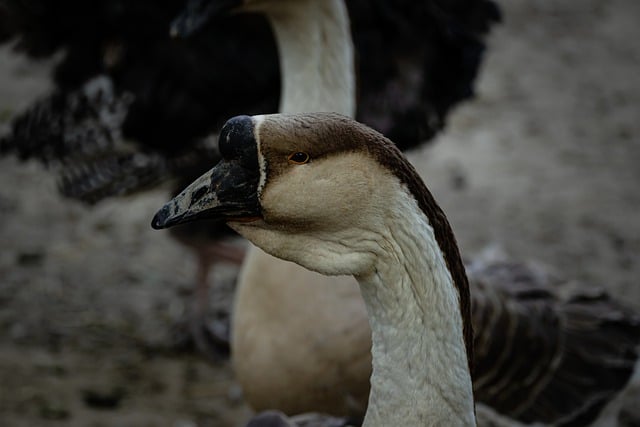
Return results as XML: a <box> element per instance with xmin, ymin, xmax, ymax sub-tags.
<box><xmin>264</xmin><ymin>0</ymin><xmax>355</xmax><ymax>116</ymax></box>
<box><xmin>355</xmin><ymin>189</ymin><xmax>476</xmax><ymax>427</ymax></box>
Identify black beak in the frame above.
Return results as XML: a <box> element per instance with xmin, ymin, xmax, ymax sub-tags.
<box><xmin>170</xmin><ymin>0</ymin><xmax>242</xmax><ymax>38</ymax></box>
<box><xmin>151</xmin><ymin>158</ymin><xmax>260</xmax><ymax>229</ymax></box>
<box><xmin>153</xmin><ymin>114</ymin><xmax>260</xmax><ymax>229</ymax></box>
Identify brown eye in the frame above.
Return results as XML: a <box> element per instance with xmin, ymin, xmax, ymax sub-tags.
<box><xmin>288</xmin><ymin>152</ymin><xmax>310</xmax><ymax>165</ymax></box>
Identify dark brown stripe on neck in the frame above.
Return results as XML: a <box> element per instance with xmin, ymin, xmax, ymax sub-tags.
<box><xmin>368</xmin><ymin>139</ymin><xmax>474</xmax><ymax>376</ymax></box>
<box><xmin>319</xmin><ymin>114</ymin><xmax>474</xmax><ymax>374</ymax></box>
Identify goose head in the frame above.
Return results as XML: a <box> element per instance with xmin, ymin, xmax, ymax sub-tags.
<box><xmin>153</xmin><ymin>113</ymin><xmax>476</xmax><ymax>425</ymax></box>
<box><xmin>152</xmin><ymin>112</ymin><xmax>418</xmax><ymax>277</ymax></box>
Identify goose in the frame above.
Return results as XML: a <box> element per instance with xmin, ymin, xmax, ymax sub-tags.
<box><xmin>170</xmin><ymin>1</ymin><xmax>640</xmax><ymax>424</ymax></box>
<box><xmin>0</xmin><ymin>0</ymin><xmax>497</xmax><ymax>357</ymax></box>
<box><xmin>152</xmin><ymin>112</ymin><xmax>479</xmax><ymax>426</ymax></box>
<box><xmin>152</xmin><ymin>114</ymin><xmax>640</xmax><ymax>426</ymax></box>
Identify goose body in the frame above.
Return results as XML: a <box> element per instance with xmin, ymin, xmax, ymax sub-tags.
<box><xmin>153</xmin><ymin>112</ymin><xmax>478</xmax><ymax>426</ymax></box>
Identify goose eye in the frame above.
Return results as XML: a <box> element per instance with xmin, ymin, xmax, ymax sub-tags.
<box><xmin>287</xmin><ymin>152</ymin><xmax>310</xmax><ymax>165</ymax></box>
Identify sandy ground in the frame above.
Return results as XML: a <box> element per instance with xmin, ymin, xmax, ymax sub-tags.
<box><xmin>1</xmin><ymin>0</ymin><xmax>639</xmax><ymax>426</ymax></box>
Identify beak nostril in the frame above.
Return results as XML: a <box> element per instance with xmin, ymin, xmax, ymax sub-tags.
<box><xmin>192</xmin><ymin>186</ymin><xmax>208</xmax><ymax>203</ymax></box>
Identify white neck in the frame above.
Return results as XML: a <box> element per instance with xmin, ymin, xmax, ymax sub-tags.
<box><xmin>259</xmin><ymin>0</ymin><xmax>355</xmax><ymax>116</ymax></box>
<box><xmin>235</xmin><ymin>154</ymin><xmax>476</xmax><ymax>425</ymax></box>
<box><xmin>355</xmin><ymin>192</ymin><xmax>476</xmax><ymax>427</ymax></box>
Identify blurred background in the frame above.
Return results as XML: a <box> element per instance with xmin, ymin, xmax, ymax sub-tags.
<box><xmin>1</xmin><ymin>0</ymin><xmax>639</xmax><ymax>426</ymax></box>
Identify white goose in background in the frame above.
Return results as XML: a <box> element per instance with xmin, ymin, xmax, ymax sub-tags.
<box><xmin>153</xmin><ymin>112</ymin><xmax>478</xmax><ymax>426</ymax></box>
<box><xmin>171</xmin><ymin>0</ymin><xmax>640</xmax><ymax>425</ymax></box>
<box><xmin>225</xmin><ymin>0</ymin><xmax>370</xmax><ymax>418</ymax></box>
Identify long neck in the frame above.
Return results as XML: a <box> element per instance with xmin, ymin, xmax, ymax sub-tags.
<box><xmin>264</xmin><ymin>0</ymin><xmax>355</xmax><ymax>116</ymax></box>
<box><xmin>355</xmin><ymin>197</ymin><xmax>476</xmax><ymax>426</ymax></box>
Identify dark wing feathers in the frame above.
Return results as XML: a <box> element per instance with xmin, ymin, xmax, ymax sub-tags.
<box><xmin>0</xmin><ymin>75</ymin><xmax>172</xmax><ymax>203</ymax></box>
<box><xmin>1</xmin><ymin>77</ymin><xmax>128</xmax><ymax>164</ymax></box>
<box><xmin>349</xmin><ymin>0</ymin><xmax>501</xmax><ymax>150</ymax></box>
<box><xmin>58</xmin><ymin>150</ymin><xmax>170</xmax><ymax>204</ymax></box>
<box><xmin>470</xmin><ymin>261</ymin><xmax>640</xmax><ymax>426</ymax></box>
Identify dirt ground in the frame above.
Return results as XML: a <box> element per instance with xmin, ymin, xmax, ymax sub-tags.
<box><xmin>1</xmin><ymin>0</ymin><xmax>639</xmax><ymax>426</ymax></box>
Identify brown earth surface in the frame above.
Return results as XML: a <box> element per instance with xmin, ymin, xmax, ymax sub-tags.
<box><xmin>1</xmin><ymin>0</ymin><xmax>639</xmax><ymax>426</ymax></box>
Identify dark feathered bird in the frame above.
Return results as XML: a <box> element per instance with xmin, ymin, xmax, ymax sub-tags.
<box><xmin>0</xmin><ymin>0</ymin><xmax>499</xmax><ymax>356</ymax></box>
<box><xmin>1</xmin><ymin>0</ymin><xmax>500</xmax><ymax>175</ymax></box>
<box><xmin>1</xmin><ymin>1</ymin><xmax>280</xmax><ymax>195</ymax></box>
